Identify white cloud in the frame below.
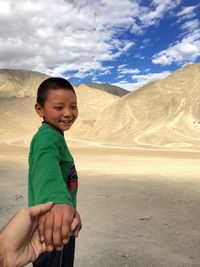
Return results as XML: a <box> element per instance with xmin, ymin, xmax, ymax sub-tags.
<box><xmin>132</xmin><ymin>71</ymin><xmax>171</xmax><ymax>84</ymax></box>
<box><xmin>117</xmin><ymin>66</ymin><xmax>140</xmax><ymax>75</ymax></box>
<box><xmin>3</xmin><ymin>0</ymin><xmax>199</xmax><ymax>90</ymax></box>
<box><xmin>152</xmin><ymin>29</ymin><xmax>200</xmax><ymax>66</ymax></box>
<box><xmin>133</xmin><ymin>53</ymin><xmax>144</xmax><ymax>59</ymax></box>
<box><xmin>0</xmin><ymin>0</ymin><xmax>10</xmax><ymax>15</ymax></box>
<box><xmin>180</xmin><ymin>19</ymin><xmax>199</xmax><ymax>32</ymax></box>
<box><xmin>0</xmin><ymin>0</ymin><xmax>185</xmax><ymax>78</ymax></box>
<box><xmin>118</xmin><ymin>64</ymin><xmax>127</xmax><ymax>70</ymax></box>
<box><xmin>112</xmin><ymin>41</ymin><xmax>134</xmax><ymax>59</ymax></box>
<box><xmin>113</xmin><ymin>81</ymin><xmax>136</xmax><ymax>91</ymax></box>
<box><xmin>176</xmin><ymin>5</ymin><xmax>199</xmax><ymax>22</ymax></box>
<box><xmin>144</xmin><ymin>68</ymin><xmax>151</xmax><ymax>73</ymax></box>
<box><xmin>98</xmin><ymin>66</ymin><xmax>115</xmax><ymax>76</ymax></box>
<box><xmin>139</xmin><ymin>0</ymin><xmax>181</xmax><ymax>27</ymax></box>
<box><xmin>114</xmin><ymin>71</ymin><xmax>171</xmax><ymax>91</ymax></box>
<box><xmin>153</xmin><ymin>2</ymin><xmax>200</xmax><ymax>67</ymax></box>
<box><xmin>131</xmin><ymin>18</ymin><xmax>144</xmax><ymax>35</ymax></box>
<box><xmin>117</xmin><ymin>75</ymin><xmax>125</xmax><ymax>79</ymax></box>
<box><xmin>130</xmin><ymin>0</ymin><xmax>181</xmax><ymax>35</ymax></box>
<box><xmin>142</xmin><ymin>38</ymin><xmax>151</xmax><ymax>46</ymax></box>
<box><xmin>0</xmin><ymin>0</ymin><xmax>138</xmax><ymax>76</ymax></box>
<box><xmin>177</xmin><ymin>5</ymin><xmax>199</xmax><ymax>17</ymax></box>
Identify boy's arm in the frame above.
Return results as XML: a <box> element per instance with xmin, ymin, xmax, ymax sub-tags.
<box><xmin>31</xmin><ymin>133</ymin><xmax>73</xmax><ymax>206</ymax></box>
<box><xmin>30</xmin><ymin>133</ymin><xmax>75</xmax><ymax>249</ymax></box>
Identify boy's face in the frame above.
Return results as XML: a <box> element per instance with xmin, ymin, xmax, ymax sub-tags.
<box><xmin>35</xmin><ymin>89</ymin><xmax>78</xmax><ymax>132</ymax></box>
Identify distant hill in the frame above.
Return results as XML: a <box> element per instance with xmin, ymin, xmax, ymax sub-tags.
<box><xmin>85</xmin><ymin>63</ymin><xmax>200</xmax><ymax>150</ymax></box>
<box><xmin>0</xmin><ymin>69</ymin><xmax>128</xmax><ymax>98</ymax></box>
<box><xmin>0</xmin><ymin>69</ymin><xmax>48</xmax><ymax>97</ymax></box>
<box><xmin>0</xmin><ymin>70</ymin><xmax>119</xmax><ymax>140</ymax></box>
<box><xmin>70</xmin><ymin>84</ymin><xmax>119</xmax><ymax>136</ymax></box>
<box><xmin>86</xmin><ymin>83</ymin><xmax>129</xmax><ymax>96</ymax></box>
<box><xmin>1</xmin><ymin>64</ymin><xmax>200</xmax><ymax>150</ymax></box>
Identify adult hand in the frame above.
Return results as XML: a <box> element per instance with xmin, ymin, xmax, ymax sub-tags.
<box><xmin>0</xmin><ymin>202</ymin><xmax>53</xmax><ymax>267</ymax></box>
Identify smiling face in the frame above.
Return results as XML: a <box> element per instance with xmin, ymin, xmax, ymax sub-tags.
<box><xmin>35</xmin><ymin>88</ymin><xmax>78</xmax><ymax>132</ymax></box>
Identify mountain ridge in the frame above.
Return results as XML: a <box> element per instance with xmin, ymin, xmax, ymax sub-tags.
<box><xmin>0</xmin><ymin>63</ymin><xmax>200</xmax><ymax>150</ymax></box>
<box><xmin>0</xmin><ymin>69</ymin><xmax>127</xmax><ymax>98</ymax></box>
<box><xmin>86</xmin><ymin>82</ymin><xmax>129</xmax><ymax>96</ymax></box>
<box><xmin>82</xmin><ymin>63</ymin><xmax>200</xmax><ymax>150</ymax></box>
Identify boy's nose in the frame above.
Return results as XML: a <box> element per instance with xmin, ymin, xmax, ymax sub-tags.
<box><xmin>63</xmin><ymin>108</ymin><xmax>72</xmax><ymax>117</ymax></box>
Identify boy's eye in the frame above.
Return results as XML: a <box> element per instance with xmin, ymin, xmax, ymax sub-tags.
<box><xmin>54</xmin><ymin>107</ymin><xmax>63</xmax><ymax>110</ymax></box>
<box><xmin>71</xmin><ymin>106</ymin><xmax>77</xmax><ymax>110</ymax></box>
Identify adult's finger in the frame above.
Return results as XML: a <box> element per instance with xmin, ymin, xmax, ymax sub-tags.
<box><xmin>31</xmin><ymin>229</ymin><xmax>47</xmax><ymax>261</ymax></box>
<box><xmin>29</xmin><ymin>202</ymin><xmax>54</xmax><ymax>217</ymax></box>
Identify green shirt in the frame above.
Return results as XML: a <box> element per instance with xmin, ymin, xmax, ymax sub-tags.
<box><xmin>28</xmin><ymin>123</ymin><xmax>78</xmax><ymax>208</ymax></box>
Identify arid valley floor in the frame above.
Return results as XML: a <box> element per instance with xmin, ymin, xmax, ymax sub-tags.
<box><xmin>0</xmin><ymin>139</ymin><xmax>200</xmax><ymax>267</ymax></box>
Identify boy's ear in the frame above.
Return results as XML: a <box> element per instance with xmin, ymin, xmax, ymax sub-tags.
<box><xmin>35</xmin><ymin>103</ymin><xmax>44</xmax><ymax>118</ymax></box>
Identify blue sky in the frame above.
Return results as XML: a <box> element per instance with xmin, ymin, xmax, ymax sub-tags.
<box><xmin>0</xmin><ymin>0</ymin><xmax>199</xmax><ymax>91</ymax></box>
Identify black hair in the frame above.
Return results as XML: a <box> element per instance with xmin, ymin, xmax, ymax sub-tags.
<box><xmin>37</xmin><ymin>77</ymin><xmax>76</xmax><ymax>107</ymax></box>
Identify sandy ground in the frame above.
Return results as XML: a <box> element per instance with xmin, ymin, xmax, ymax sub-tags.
<box><xmin>0</xmin><ymin>140</ymin><xmax>200</xmax><ymax>267</ymax></box>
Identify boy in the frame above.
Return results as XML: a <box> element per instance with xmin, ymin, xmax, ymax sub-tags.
<box><xmin>28</xmin><ymin>77</ymin><xmax>82</xmax><ymax>267</ymax></box>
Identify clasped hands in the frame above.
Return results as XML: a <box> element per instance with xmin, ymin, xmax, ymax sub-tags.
<box><xmin>38</xmin><ymin>203</ymin><xmax>82</xmax><ymax>252</ymax></box>
<box><xmin>0</xmin><ymin>202</ymin><xmax>82</xmax><ymax>267</ymax></box>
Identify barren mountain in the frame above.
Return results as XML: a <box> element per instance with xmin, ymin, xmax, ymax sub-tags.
<box><xmin>0</xmin><ymin>64</ymin><xmax>200</xmax><ymax>150</ymax></box>
<box><xmin>0</xmin><ymin>69</ymin><xmax>48</xmax><ymax>97</ymax></box>
<box><xmin>86</xmin><ymin>83</ymin><xmax>129</xmax><ymax>96</ymax></box>
<box><xmin>85</xmin><ymin>63</ymin><xmax>200</xmax><ymax>150</ymax></box>
<box><xmin>69</xmin><ymin>84</ymin><xmax>119</xmax><ymax>136</ymax></box>
<box><xmin>0</xmin><ymin>71</ymin><xmax>119</xmax><ymax>140</ymax></box>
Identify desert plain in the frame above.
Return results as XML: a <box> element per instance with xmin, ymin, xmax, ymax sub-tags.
<box><xmin>1</xmin><ymin>64</ymin><xmax>200</xmax><ymax>267</ymax></box>
<box><xmin>0</xmin><ymin>139</ymin><xmax>200</xmax><ymax>267</ymax></box>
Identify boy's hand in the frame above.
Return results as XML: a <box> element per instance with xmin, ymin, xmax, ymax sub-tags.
<box><xmin>71</xmin><ymin>211</ymin><xmax>82</xmax><ymax>238</ymax></box>
<box><xmin>38</xmin><ymin>204</ymin><xmax>75</xmax><ymax>251</ymax></box>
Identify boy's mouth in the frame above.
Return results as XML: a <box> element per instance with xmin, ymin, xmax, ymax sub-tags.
<box><xmin>60</xmin><ymin>119</ymin><xmax>74</xmax><ymax>124</ymax></box>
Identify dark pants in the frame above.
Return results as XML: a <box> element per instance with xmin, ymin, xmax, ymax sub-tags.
<box><xmin>33</xmin><ymin>236</ymin><xmax>75</xmax><ymax>267</ymax></box>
